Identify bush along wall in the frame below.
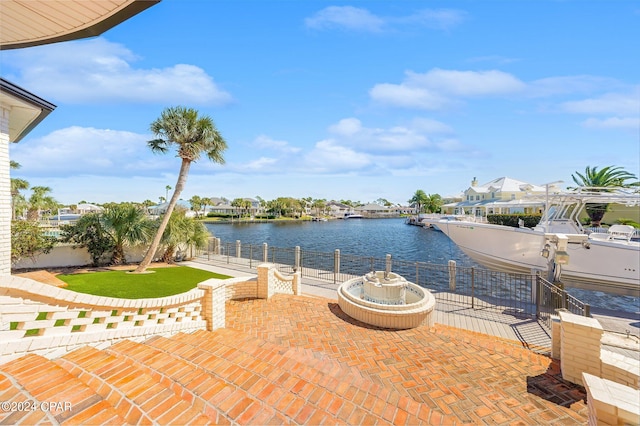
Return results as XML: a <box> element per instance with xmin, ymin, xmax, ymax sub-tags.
<box><xmin>487</xmin><ymin>214</ymin><xmax>542</xmax><ymax>228</ymax></box>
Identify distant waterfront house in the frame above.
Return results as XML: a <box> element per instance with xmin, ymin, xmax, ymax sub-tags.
<box><xmin>441</xmin><ymin>177</ymin><xmax>551</xmax><ymax>218</ymax></box>
<box><xmin>75</xmin><ymin>203</ymin><xmax>104</xmax><ymax>214</ymax></box>
<box><xmin>149</xmin><ymin>200</ymin><xmax>196</xmax><ymax>217</ymax></box>
<box><xmin>326</xmin><ymin>201</ymin><xmax>351</xmax><ymax>218</ymax></box>
<box><xmin>355</xmin><ymin>203</ymin><xmax>395</xmax><ymax>217</ymax></box>
<box><xmin>207</xmin><ymin>203</ymin><xmax>236</xmax><ymax>215</ymax></box>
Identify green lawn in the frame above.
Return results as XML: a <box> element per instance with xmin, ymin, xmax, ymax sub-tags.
<box><xmin>58</xmin><ymin>266</ymin><xmax>231</xmax><ymax>299</ymax></box>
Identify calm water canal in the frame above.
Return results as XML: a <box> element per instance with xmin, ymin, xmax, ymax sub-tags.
<box><xmin>206</xmin><ymin>218</ymin><xmax>475</xmax><ymax>266</ymax></box>
<box><xmin>204</xmin><ymin>218</ymin><xmax>639</xmax><ymax>313</ymax></box>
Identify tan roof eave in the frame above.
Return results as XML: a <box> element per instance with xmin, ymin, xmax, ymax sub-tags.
<box><xmin>0</xmin><ymin>0</ymin><xmax>160</xmax><ymax>50</ymax></box>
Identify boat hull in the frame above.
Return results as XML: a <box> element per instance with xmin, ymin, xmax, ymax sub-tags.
<box><xmin>438</xmin><ymin>220</ymin><xmax>640</xmax><ymax>297</ymax></box>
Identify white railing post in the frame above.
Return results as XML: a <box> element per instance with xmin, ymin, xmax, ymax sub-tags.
<box><xmin>334</xmin><ymin>249</ymin><xmax>340</xmax><ymax>284</ymax></box>
<box><xmin>448</xmin><ymin>260</ymin><xmax>456</xmax><ymax>291</ymax></box>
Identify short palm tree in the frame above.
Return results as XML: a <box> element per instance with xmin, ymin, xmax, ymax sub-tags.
<box><xmin>424</xmin><ymin>193</ymin><xmax>443</xmax><ymax>213</ymax></box>
<box><xmin>10</xmin><ymin>179</ymin><xmax>29</xmax><ymax>220</ymax></box>
<box><xmin>160</xmin><ymin>210</ymin><xmax>209</xmax><ymax>263</ymax></box>
<box><xmin>26</xmin><ymin>186</ymin><xmax>58</xmax><ymax>221</ymax></box>
<box><xmin>408</xmin><ymin>190</ymin><xmax>429</xmax><ymax>214</ymax></box>
<box><xmin>102</xmin><ymin>204</ymin><xmax>154</xmax><ymax>265</ymax></box>
<box><xmin>134</xmin><ymin>106</ymin><xmax>227</xmax><ymax>273</ymax></box>
<box><xmin>570</xmin><ymin>165</ymin><xmax>639</xmax><ymax>226</ymax></box>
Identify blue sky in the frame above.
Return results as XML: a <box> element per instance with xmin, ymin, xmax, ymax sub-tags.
<box><xmin>2</xmin><ymin>0</ymin><xmax>639</xmax><ymax>205</ymax></box>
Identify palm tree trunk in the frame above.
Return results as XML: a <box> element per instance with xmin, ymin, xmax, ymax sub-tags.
<box><xmin>133</xmin><ymin>159</ymin><xmax>191</xmax><ymax>273</ymax></box>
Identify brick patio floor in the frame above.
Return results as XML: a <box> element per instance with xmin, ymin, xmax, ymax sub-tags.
<box><xmin>1</xmin><ymin>292</ymin><xmax>589</xmax><ymax>424</ymax></box>
<box><xmin>225</xmin><ymin>294</ymin><xmax>588</xmax><ymax>424</ymax></box>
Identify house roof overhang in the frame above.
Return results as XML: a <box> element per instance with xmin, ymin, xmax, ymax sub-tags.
<box><xmin>0</xmin><ymin>78</ymin><xmax>56</xmax><ymax>142</ymax></box>
<box><xmin>0</xmin><ymin>0</ymin><xmax>160</xmax><ymax>50</ymax></box>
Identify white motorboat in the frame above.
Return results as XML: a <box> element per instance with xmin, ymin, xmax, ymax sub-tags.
<box><xmin>426</xmin><ymin>214</ymin><xmax>476</xmax><ymax>231</ymax></box>
<box><xmin>344</xmin><ymin>212</ymin><xmax>364</xmax><ymax>219</ymax></box>
<box><xmin>437</xmin><ymin>188</ymin><xmax>640</xmax><ymax>297</ymax></box>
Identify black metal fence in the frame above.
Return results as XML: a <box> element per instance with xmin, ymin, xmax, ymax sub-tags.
<box><xmin>198</xmin><ymin>238</ymin><xmax>589</xmax><ymax>327</ymax></box>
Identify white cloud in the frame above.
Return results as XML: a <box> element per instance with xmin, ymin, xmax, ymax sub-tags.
<box><xmin>325</xmin><ymin>118</ymin><xmax>442</xmax><ymax>153</ymax></box>
<box><xmin>370</xmin><ymin>68</ymin><xmax>525</xmax><ymax>109</ymax></box>
<box><xmin>252</xmin><ymin>135</ymin><xmax>301</xmax><ymax>153</ymax></box>
<box><xmin>394</xmin><ymin>9</ymin><xmax>467</xmax><ymax>30</ymax></box>
<box><xmin>405</xmin><ymin>69</ymin><xmax>526</xmax><ymax>96</ymax></box>
<box><xmin>328</xmin><ymin>118</ymin><xmax>363</xmax><ymax>136</ymax></box>
<box><xmin>229</xmin><ymin>116</ymin><xmax>462</xmax><ymax>176</ymax></box>
<box><xmin>305</xmin><ymin>6</ymin><xmax>385</xmax><ymax>32</ymax></box>
<box><xmin>305</xmin><ymin>6</ymin><xmax>465</xmax><ymax>33</ymax></box>
<box><xmin>581</xmin><ymin>117</ymin><xmax>640</xmax><ymax>130</ymax></box>
<box><xmin>303</xmin><ymin>139</ymin><xmax>372</xmax><ymax>172</ymax></box>
<box><xmin>242</xmin><ymin>157</ymin><xmax>280</xmax><ymax>171</ymax></box>
<box><xmin>9</xmin><ymin>126</ymin><xmax>169</xmax><ymax>177</ymax></box>
<box><xmin>560</xmin><ymin>92</ymin><xmax>640</xmax><ymax>115</ymax></box>
<box><xmin>5</xmin><ymin>38</ymin><xmax>232</xmax><ymax>105</ymax></box>
<box><xmin>369</xmin><ymin>83</ymin><xmax>451</xmax><ymax>110</ymax></box>
<box><xmin>410</xmin><ymin>118</ymin><xmax>454</xmax><ymax>134</ymax></box>
<box><xmin>527</xmin><ymin>76</ymin><xmax>620</xmax><ymax>98</ymax></box>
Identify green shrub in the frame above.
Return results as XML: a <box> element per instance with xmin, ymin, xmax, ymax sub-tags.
<box><xmin>616</xmin><ymin>218</ymin><xmax>640</xmax><ymax>228</ymax></box>
<box><xmin>11</xmin><ymin>220</ymin><xmax>57</xmax><ymax>266</ymax></box>
<box><xmin>206</xmin><ymin>212</ymin><xmax>234</xmax><ymax>218</ymax></box>
<box><xmin>487</xmin><ymin>214</ymin><xmax>541</xmax><ymax>228</ymax></box>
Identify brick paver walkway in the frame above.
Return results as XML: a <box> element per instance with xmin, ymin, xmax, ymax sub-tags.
<box><xmin>1</xmin><ymin>292</ymin><xmax>588</xmax><ymax>424</ymax></box>
<box><xmin>226</xmin><ymin>294</ymin><xmax>588</xmax><ymax>424</ymax></box>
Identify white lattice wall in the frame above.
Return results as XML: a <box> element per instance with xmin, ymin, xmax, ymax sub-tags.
<box><xmin>0</xmin><ymin>275</ymin><xmax>208</xmax><ymax>364</ymax></box>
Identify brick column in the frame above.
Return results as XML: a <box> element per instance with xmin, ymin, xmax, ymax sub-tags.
<box><xmin>198</xmin><ymin>279</ymin><xmax>227</xmax><ymax>330</ymax></box>
<box><xmin>257</xmin><ymin>263</ymin><xmax>271</xmax><ymax>299</ymax></box>
<box><xmin>559</xmin><ymin>310</ymin><xmax>603</xmax><ymax>385</ymax></box>
<box><xmin>0</xmin><ymin>107</ymin><xmax>11</xmax><ymax>275</ymax></box>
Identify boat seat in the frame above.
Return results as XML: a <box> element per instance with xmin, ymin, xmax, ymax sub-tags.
<box><xmin>607</xmin><ymin>224</ymin><xmax>635</xmax><ymax>241</ymax></box>
<box><xmin>588</xmin><ymin>232</ymin><xmax>611</xmax><ymax>241</ymax></box>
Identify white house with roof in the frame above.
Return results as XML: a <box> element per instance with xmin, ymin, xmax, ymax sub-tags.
<box><xmin>442</xmin><ymin>177</ymin><xmax>553</xmax><ymax>218</ymax></box>
<box><xmin>355</xmin><ymin>203</ymin><xmax>396</xmax><ymax>217</ymax></box>
<box><xmin>326</xmin><ymin>201</ymin><xmax>352</xmax><ymax>218</ymax></box>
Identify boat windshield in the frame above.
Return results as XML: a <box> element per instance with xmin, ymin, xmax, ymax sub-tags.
<box><xmin>536</xmin><ymin>187</ymin><xmax>640</xmax><ymax>233</ymax></box>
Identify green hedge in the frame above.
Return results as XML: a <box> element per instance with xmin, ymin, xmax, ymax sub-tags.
<box><xmin>206</xmin><ymin>212</ymin><xmax>234</xmax><ymax>218</ymax></box>
<box><xmin>487</xmin><ymin>214</ymin><xmax>541</xmax><ymax>228</ymax></box>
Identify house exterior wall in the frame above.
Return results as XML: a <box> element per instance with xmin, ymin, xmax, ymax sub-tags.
<box><xmin>0</xmin><ymin>107</ymin><xmax>10</xmax><ymax>275</ymax></box>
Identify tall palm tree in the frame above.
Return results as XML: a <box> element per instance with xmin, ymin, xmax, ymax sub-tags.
<box><xmin>134</xmin><ymin>106</ymin><xmax>227</xmax><ymax>273</ymax></box>
<box><xmin>570</xmin><ymin>165</ymin><xmax>639</xmax><ymax>226</ymax></box>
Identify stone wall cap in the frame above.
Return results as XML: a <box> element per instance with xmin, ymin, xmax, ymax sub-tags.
<box><xmin>559</xmin><ymin>310</ymin><xmax>603</xmax><ymax>330</ymax></box>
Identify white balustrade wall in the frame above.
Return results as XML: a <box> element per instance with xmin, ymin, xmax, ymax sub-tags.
<box><xmin>0</xmin><ymin>263</ymin><xmax>300</xmax><ymax>364</ymax></box>
<box><xmin>552</xmin><ymin>311</ymin><xmax>640</xmax><ymax>425</ymax></box>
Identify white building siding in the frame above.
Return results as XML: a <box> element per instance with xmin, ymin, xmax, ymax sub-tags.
<box><xmin>0</xmin><ymin>107</ymin><xmax>11</xmax><ymax>275</ymax></box>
